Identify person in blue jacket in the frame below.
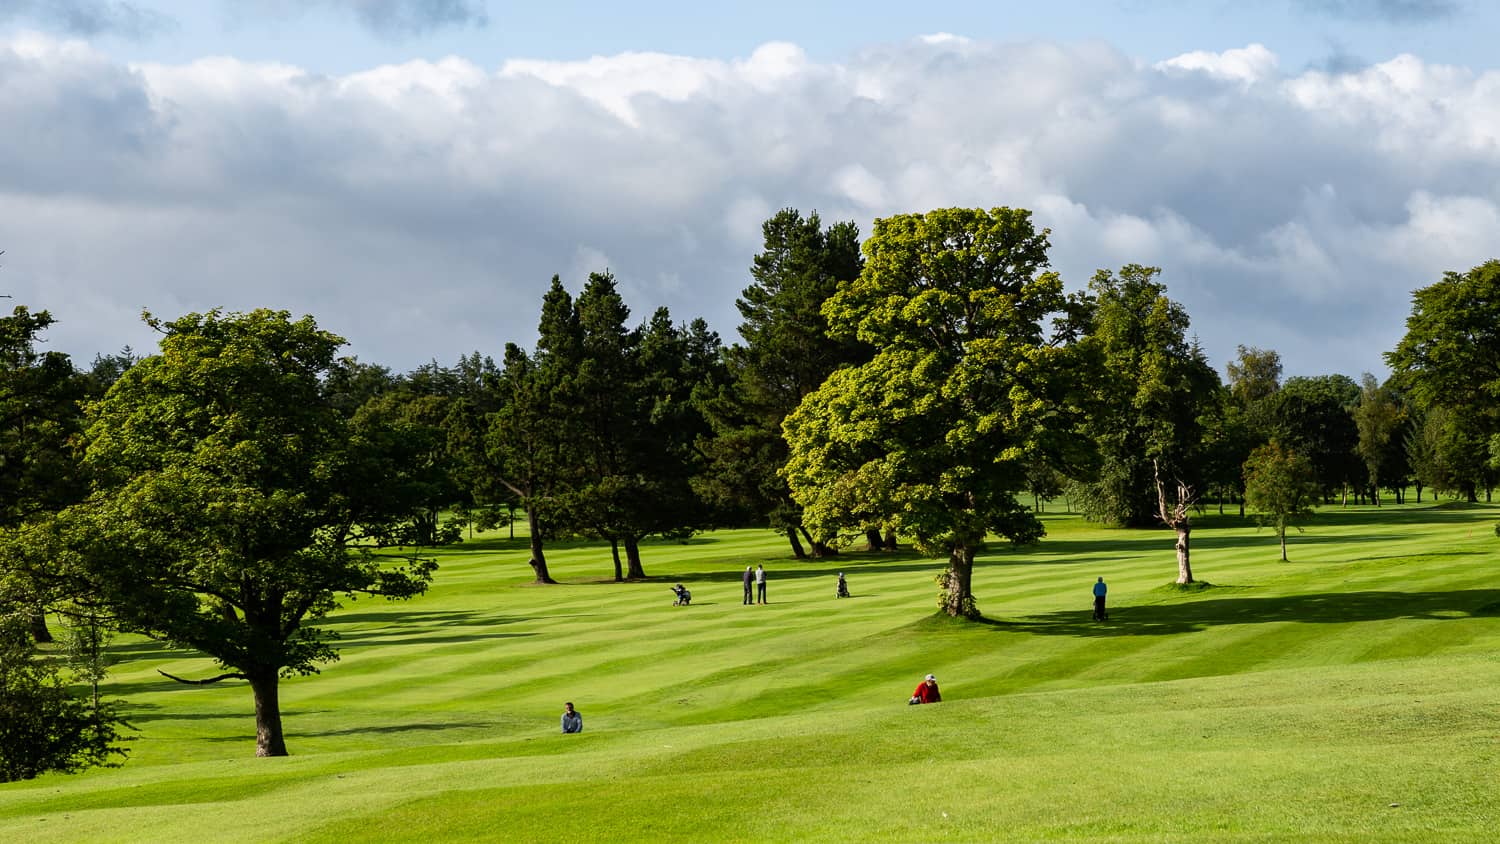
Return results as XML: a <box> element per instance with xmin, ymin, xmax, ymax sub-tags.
<box><xmin>1093</xmin><ymin>577</ymin><xmax>1108</xmax><ymax>621</ymax></box>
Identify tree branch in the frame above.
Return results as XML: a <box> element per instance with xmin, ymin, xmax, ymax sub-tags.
<box><xmin>158</xmin><ymin>670</ymin><xmax>248</xmax><ymax>685</ymax></box>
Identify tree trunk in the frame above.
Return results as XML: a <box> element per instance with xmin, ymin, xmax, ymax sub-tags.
<box><xmin>28</xmin><ymin>612</ymin><xmax>52</xmax><ymax>644</ymax></box>
<box><xmin>1415</xmin><ymin>483</ymin><xmax>1423</xmax><ymax>503</ymax></box>
<box><xmin>1279</xmin><ymin>526</ymin><xmax>1288</xmax><ymax>561</ymax></box>
<box><xmin>883</xmin><ymin>529</ymin><xmax>898</xmax><ymax>551</ymax></box>
<box><xmin>525</xmin><ymin>505</ymin><xmax>556</xmax><ymax>584</ymax></box>
<box><xmin>786</xmin><ymin>528</ymin><xmax>807</xmax><ymax>559</ymax></box>
<box><xmin>940</xmin><ymin>543</ymin><xmax>978</xmax><ymax>618</ymax></box>
<box><xmin>864</xmin><ymin>528</ymin><xmax>883</xmax><ymax>552</ymax></box>
<box><xmin>623</xmin><ymin>535</ymin><xmax>646</xmax><ymax>580</ymax></box>
<box><xmin>1174</xmin><ymin>520</ymin><xmax>1193</xmax><ymax>584</ymax></box>
<box><xmin>610</xmin><ymin>538</ymin><xmax>623</xmax><ymax>582</ymax></box>
<box><xmin>248</xmin><ymin>670</ymin><xmax>288</xmax><ymax>757</ymax></box>
<box><xmin>800</xmin><ymin>525</ymin><xmax>836</xmax><ymax>557</ymax></box>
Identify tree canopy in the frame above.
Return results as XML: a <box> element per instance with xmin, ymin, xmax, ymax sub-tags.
<box><xmin>783</xmin><ymin>207</ymin><xmax>1089</xmax><ymax>618</ymax></box>
<box><xmin>1244</xmin><ymin>441</ymin><xmax>1319</xmax><ymax>561</ymax></box>
<box><xmin>1070</xmin><ymin>265</ymin><xmax>1220</xmax><ymax>527</ymax></box>
<box><xmin>22</xmin><ymin>309</ymin><xmax>436</xmax><ymax>757</ymax></box>
<box><xmin>1387</xmin><ymin>259</ymin><xmax>1500</xmax><ymax>501</ymax></box>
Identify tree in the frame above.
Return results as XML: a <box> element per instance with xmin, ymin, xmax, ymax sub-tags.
<box><xmin>1070</xmin><ymin>266</ymin><xmax>1221</xmax><ymax>527</ymax></box>
<box><xmin>0</xmin><ymin>610</ymin><xmax>128</xmax><ymax>781</ymax></box>
<box><xmin>1269</xmin><ymin>375</ymin><xmax>1362</xmax><ymax>503</ymax></box>
<box><xmin>699</xmin><ymin>209</ymin><xmax>866</xmax><ymax>557</ymax></box>
<box><xmin>554</xmin><ymin>271</ymin><xmax>726</xmax><ymax>579</ymax></box>
<box><xmin>24</xmin><ymin>309</ymin><xmax>436</xmax><ymax>757</ymax></box>
<box><xmin>1243</xmin><ymin>441</ymin><xmax>1319</xmax><ymax>561</ymax></box>
<box><xmin>1387</xmin><ymin>259</ymin><xmax>1500</xmax><ymax>502</ymax></box>
<box><xmin>1353</xmin><ymin>373</ymin><xmax>1401</xmax><ymax>505</ymax></box>
<box><xmin>1226</xmin><ymin>345</ymin><xmax>1282</xmax><ymax>406</ymax></box>
<box><xmin>486</xmin><ymin>278</ymin><xmax>584</xmax><ymax>584</ymax></box>
<box><xmin>783</xmin><ymin>207</ymin><xmax>1089</xmax><ymax>618</ymax></box>
<box><xmin>1209</xmin><ymin>345</ymin><xmax>1283</xmax><ymax>515</ymax></box>
<box><xmin>0</xmin><ymin>306</ymin><xmax>91</xmax><ymax>643</ymax></box>
<box><xmin>1153</xmin><ymin>460</ymin><xmax>1198</xmax><ymax>583</ymax></box>
<box><xmin>440</xmin><ymin>352</ymin><xmax>511</xmax><ymax>539</ymax></box>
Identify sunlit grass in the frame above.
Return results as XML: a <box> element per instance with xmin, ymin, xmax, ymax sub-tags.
<box><xmin>3</xmin><ymin>499</ymin><xmax>1498</xmax><ymax>841</ymax></box>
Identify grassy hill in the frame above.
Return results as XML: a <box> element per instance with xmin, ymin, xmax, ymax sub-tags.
<box><xmin>3</xmin><ymin>501</ymin><xmax>1498</xmax><ymax>842</ymax></box>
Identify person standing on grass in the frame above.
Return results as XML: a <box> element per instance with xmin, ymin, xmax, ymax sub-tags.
<box><xmin>756</xmin><ymin>564</ymin><xmax>767</xmax><ymax>604</ymax></box>
<box><xmin>909</xmin><ymin>674</ymin><xmax>941</xmax><ymax>704</ymax></box>
<box><xmin>1093</xmin><ymin>576</ymin><xmax>1108</xmax><ymax>621</ymax></box>
<box><xmin>743</xmin><ymin>566</ymin><xmax>754</xmax><ymax>605</ymax></box>
<box><xmin>561</xmin><ymin>702</ymin><xmax>582</xmax><ymax>734</ymax></box>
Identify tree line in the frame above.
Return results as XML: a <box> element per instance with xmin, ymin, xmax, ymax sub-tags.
<box><xmin>1</xmin><ymin>206</ymin><xmax>1497</xmax><ymax>773</ymax></box>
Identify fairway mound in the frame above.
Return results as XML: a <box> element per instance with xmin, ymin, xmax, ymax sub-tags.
<box><xmin>1152</xmin><ymin>581</ymin><xmax>1216</xmax><ymax>595</ymax></box>
<box><xmin>904</xmin><ymin>611</ymin><xmax>1007</xmax><ymax>632</ymax></box>
<box><xmin>1430</xmin><ymin>500</ymin><xmax>1488</xmax><ymax>511</ymax></box>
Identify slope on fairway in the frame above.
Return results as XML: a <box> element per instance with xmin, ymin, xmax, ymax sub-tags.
<box><xmin>1</xmin><ymin>502</ymin><xmax>1497</xmax><ymax>842</ymax></box>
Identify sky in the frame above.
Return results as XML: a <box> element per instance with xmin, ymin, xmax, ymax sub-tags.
<box><xmin>3</xmin><ymin>0</ymin><xmax>1500</xmax><ymax>379</ymax></box>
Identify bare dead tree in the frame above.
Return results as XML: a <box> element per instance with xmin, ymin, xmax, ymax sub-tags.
<box><xmin>1154</xmin><ymin>459</ymin><xmax>1197</xmax><ymax>584</ymax></box>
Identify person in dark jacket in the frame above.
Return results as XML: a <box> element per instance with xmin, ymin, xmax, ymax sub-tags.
<box><xmin>742</xmin><ymin>566</ymin><xmax>754</xmax><ymax>605</ymax></box>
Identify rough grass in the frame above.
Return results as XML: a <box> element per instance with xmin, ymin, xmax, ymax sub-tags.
<box><xmin>3</xmin><ymin>501</ymin><xmax>1498</xmax><ymax>842</ymax></box>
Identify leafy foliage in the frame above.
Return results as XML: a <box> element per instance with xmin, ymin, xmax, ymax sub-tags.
<box><xmin>783</xmin><ymin>207</ymin><xmax>1088</xmax><ymax>617</ymax></box>
<box><xmin>1268</xmin><ymin>375</ymin><xmax>1362</xmax><ymax>499</ymax></box>
<box><xmin>22</xmin><ymin>309</ymin><xmax>436</xmax><ymax>757</ymax></box>
<box><xmin>1387</xmin><ymin>259</ymin><xmax>1500</xmax><ymax>501</ymax></box>
<box><xmin>698</xmin><ymin>209</ymin><xmax>865</xmax><ymax>555</ymax></box>
<box><xmin>1244</xmin><ymin>441</ymin><xmax>1319</xmax><ymax>560</ymax></box>
<box><xmin>1070</xmin><ymin>265</ymin><xmax>1221</xmax><ymax>526</ymax></box>
<box><xmin>0</xmin><ymin>611</ymin><xmax>128</xmax><ymax>782</ymax></box>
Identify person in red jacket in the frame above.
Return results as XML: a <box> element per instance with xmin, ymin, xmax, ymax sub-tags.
<box><xmin>909</xmin><ymin>674</ymin><xmax>941</xmax><ymax>704</ymax></box>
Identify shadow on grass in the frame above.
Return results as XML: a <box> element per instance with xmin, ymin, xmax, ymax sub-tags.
<box><xmin>437</xmin><ymin>532</ymin><xmax>730</xmax><ymax>555</ymax></box>
<box><xmin>320</xmin><ymin>609</ymin><xmax>507</xmax><ymax>628</ymax></box>
<box><xmin>116</xmin><ymin>705</ymin><xmax>246</xmax><ymax>723</ymax></box>
<box><xmin>980</xmin><ymin>588</ymin><xmax>1500</xmax><ymax>638</ymax></box>
<box><xmin>661</xmin><ymin>553</ymin><xmax>937</xmax><ymax>584</ymax></box>
<box><xmin>199</xmin><ymin>721</ymin><xmax>497</xmax><ymax>742</ymax></box>
<box><xmin>337</xmin><ymin>630</ymin><xmax>537</xmax><ymax>648</ymax></box>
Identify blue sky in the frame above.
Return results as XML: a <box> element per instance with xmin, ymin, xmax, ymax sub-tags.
<box><xmin>2</xmin><ymin>0</ymin><xmax>1499</xmax><ymax>378</ymax></box>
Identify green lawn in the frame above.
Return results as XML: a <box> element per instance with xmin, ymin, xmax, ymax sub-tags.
<box><xmin>3</xmin><ymin>501</ymin><xmax>1498</xmax><ymax>842</ymax></box>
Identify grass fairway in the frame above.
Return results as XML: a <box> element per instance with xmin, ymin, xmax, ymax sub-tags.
<box><xmin>3</xmin><ymin>501</ymin><xmax>1499</xmax><ymax>842</ymax></box>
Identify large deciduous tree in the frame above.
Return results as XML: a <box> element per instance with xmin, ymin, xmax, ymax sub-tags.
<box><xmin>783</xmin><ymin>207</ymin><xmax>1088</xmax><ymax>618</ymax></box>
<box><xmin>24</xmin><ymin>309</ymin><xmax>436</xmax><ymax>757</ymax></box>
<box><xmin>1269</xmin><ymin>375</ymin><xmax>1362</xmax><ymax>504</ymax></box>
<box><xmin>1387</xmin><ymin>259</ymin><xmax>1500</xmax><ymax>502</ymax></box>
<box><xmin>1069</xmin><ymin>265</ymin><xmax>1221</xmax><ymax>527</ymax></box>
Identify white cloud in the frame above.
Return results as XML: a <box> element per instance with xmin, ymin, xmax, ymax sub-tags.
<box><xmin>1157</xmin><ymin>43</ymin><xmax>1279</xmax><ymax>85</ymax></box>
<box><xmin>4</xmin><ymin>34</ymin><xmax>1500</xmax><ymax>380</ymax></box>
